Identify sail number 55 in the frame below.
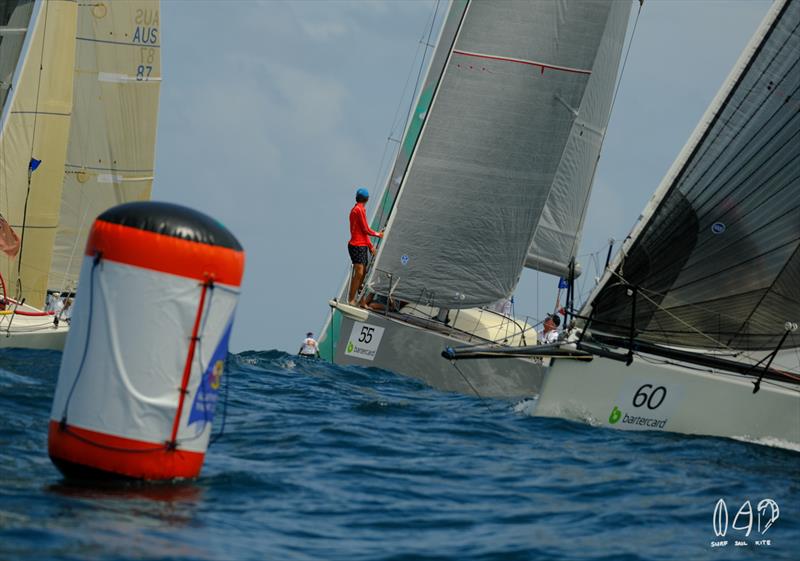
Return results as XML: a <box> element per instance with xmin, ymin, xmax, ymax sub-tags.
<box><xmin>632</xmin><ymin>384</ymin><xmax>667</xmax><ymax>409</ymax></box>
<box><xmin>358</xmin><ymin>326</ymin><xmax>375</xmax><ymax>344</ymax></box>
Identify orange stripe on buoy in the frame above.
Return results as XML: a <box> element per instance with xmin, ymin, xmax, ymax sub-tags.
<box><xmin>48</xmin><ymin>421</ymin><xmax>205</xmax><ymax>480</ymax></box>
<box><xmin>86</xmin><ymin>220</ymin><xmax>245</xmax><ymax>286</ymax></box>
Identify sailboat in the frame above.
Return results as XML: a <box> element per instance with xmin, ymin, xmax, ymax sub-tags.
<box><xmin>0</xmin><ymin>0</ymin><xmax>161</xmax><ymax>350</ymax></box>
<box><xmin>448</xmin><ymin>0</ymin><xmax>800</xmax><ymax>448</ymax></box>
<box><xmin>321</xmin><ymin>0</ymin><xmax>632</xmax><ymax>397</ymax></box>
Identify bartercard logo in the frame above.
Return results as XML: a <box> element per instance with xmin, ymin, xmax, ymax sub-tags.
<box><xmin>711</xmin><ymin>498</ymin><xmax>779</xmax><ymax>549</ymax></box>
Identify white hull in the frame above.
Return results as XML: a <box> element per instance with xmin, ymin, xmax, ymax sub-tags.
<box><xmin>0</xmin><ymin>309</ymin><xmax>68</xmax><ymax>351</ymax></box>
<box><xmin>535</xmin><ymin>349</ymin><xmax>800</xmax><ymax>449</ymax></box>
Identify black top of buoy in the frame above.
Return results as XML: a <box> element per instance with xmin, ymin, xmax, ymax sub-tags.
<box><xmin>98</xmin><ymin>201</ymin><xmax>242</xmax><ymax>251</ymax></box>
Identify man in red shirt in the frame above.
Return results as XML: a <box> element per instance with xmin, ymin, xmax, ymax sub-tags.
<box><xmin>348</xmin><ymin>187</ymin><xmax>383</xmax><ymax>305</ymax></box>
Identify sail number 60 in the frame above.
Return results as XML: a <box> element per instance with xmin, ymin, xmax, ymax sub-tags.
<box><xmin>632</xmin><ymin>384</ymin><xmax>667</xmax><ymax>409</ymax></box>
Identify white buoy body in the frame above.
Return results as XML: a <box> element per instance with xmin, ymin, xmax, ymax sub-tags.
<box><xmin>48</xmin><ymin>202</ymin><xmax>244</xmax><ymax>480</ymax></box>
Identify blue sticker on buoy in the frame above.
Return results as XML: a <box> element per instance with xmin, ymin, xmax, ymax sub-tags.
<box><xmin>711</xmin><ymin>222</ymin><xmax>726</xmax><ymax>235</ymax></box>
<box><xmin>188</xmin><ymin>320</ymin><xmax>233</xmax><ymax>433</ymax></box>
<box><xmin>400</xmin><ymin>255</ymin><xmax>409</xmax><ymax>266</ymax></box>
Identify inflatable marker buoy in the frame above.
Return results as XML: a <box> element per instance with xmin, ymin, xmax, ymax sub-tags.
<box><xmin>48</xmin><ymin>202</ymin><xmax>244</xmax><ymax>480</ymax></box>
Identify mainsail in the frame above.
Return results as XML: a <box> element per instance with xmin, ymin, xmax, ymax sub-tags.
<box><xmin>48</xmin><ymin>0</ymin><xmax>161</xmax><ymax>294</ymax></box>
<box><xmin>586</xmin><ymin>0</ymin><xmax>800</xmax><ymax>352</ymax></box>
<box><xmin>367</xmin><ymin>0</ymin><xmax>631</xmax><ymax>309</ymax></box>
<box><xmin>0</xmin><ymin>0</ymin><xmax>77</xmax><ymax>308</ymax></box>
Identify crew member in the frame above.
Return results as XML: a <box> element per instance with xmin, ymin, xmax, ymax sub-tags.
<box><xmin>298</xmin><ymin>332</ymin><xmax>320</xmax><ymax>358</ymax></box>
<box><xmin>347</xmin><ymin>187</ymin><xmax>383</xmax><ymax>305</ymax></box>
<box><xmin>541</xmin><ymin>314</ymin><xmax>561</xmax><ymax>344</ymax></box>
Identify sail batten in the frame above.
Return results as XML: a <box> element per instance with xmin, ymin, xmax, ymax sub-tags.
<box><xmin>368</xmin><ymin>0</ymin><xmax>630</xmax><ymax>309</ymax></box>
<box><xmin>586</xmin><ymin>0</ymin><xmax>800</xmax><ymax>352</ymax></box>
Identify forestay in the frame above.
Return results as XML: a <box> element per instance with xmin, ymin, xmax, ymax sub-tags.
<box><xmin>369</xmin><ymin>0</ymin><xmax>467</xmax><ymax>235</ymax></box>
<box><xmin>368</xmin><ymin>0</ymin><xmax>629</xmax><ymax>309</ymax></box>
<box><xmin>48</xmin><ymin>1</ymin><xmax>161</xmax><ymax>294</ymax></box>
<box><xmin>588</xmin><ymin>0</ymin><xmax>800</xmax><ymax>351</ymax></box>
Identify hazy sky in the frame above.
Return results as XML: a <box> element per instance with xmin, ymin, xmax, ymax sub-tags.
<box><xmin>153</xmin><ymin>0</ymin><xmax>771</xmax><ymax>352</ymax></box>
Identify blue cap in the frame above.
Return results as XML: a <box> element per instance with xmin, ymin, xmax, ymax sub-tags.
<box><xmin>356</xmin><ymin>187</ymin><xmax>369</xmax><ymax>200</ymax></box>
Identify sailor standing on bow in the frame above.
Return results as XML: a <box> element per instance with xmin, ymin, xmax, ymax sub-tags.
<box><xmin>347</xmin><ymin>187</ymin><xmax>383</xmax><ymax>306</ymax></box>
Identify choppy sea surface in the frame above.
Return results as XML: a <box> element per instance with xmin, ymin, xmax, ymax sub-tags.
<box><xmin>1</xmin><ymin>348</ymin><xmax>798</xmax><ymax>561</ymax></box>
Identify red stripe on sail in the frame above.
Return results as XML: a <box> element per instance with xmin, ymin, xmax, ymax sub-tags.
<box><xmin>452</xmin><ymin>49</ymin><xmax>592</xmax><ymax>75</ymax></box>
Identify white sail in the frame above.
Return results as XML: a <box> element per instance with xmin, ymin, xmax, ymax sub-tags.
<box><xmin>524</xmin><ymin>0</ymin><xmax>630</xmax><ymax>278</ymax></box>
<box><xmin>0</xmin><ymin>0</ymin><xmax>77</xmax><ymax>309</ymax></box>
<box><xmin>48</xmin><ymin>0</ymin><xmax>161</xmax><ymax>294</ymax></box>
<box><xmin>367</xmin><ymin>0</ymin><xmax>632</xmax><ymax>309</ymax></box>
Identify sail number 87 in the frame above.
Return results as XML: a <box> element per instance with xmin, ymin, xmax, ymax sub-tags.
<box><xmin>632</xmin><ymin>384</ymin><xmax>667</xmax><ymax>409</ymax></box>
<box><xmin>358</xmin><ymin>327</ymin><xmax>375</xmax><ymax>344</ymax></box>
<box><xmin>136</xmin><ymin>65</ymin><xmax>153</xmax><ymax>81</ymax></box>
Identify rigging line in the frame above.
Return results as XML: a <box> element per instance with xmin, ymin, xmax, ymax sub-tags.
<box><xmin>615</xmin><ymin>273</ymin><xmax>799</xmax><ymax>372</ymax></box>
<box><xmin>607</xmin><ymin>1</ymin><xmax>642</xmax><ymax>137</ymax></box>
<box><xmin>608</xmin><ymin>269</ymin><xmax>733</xmax><ymax>350</ymax></box>
<box><xmin>17</xmin><ymin>2</ymin><xmax>50</xmax><ymax>277</ymax></box>
<box><xmin>448</xmin><ymin>359</ymin><xmax>494</xmax><ymax>412</ymax></box>
<box><xmin>370</xmin><ymin>14</ymin><xmax>427</xmax><ymax>195</ymax></box>
<box><xmin>372</xmin><ymin>0</ymin><xmax>441</xmax><ymax>231</ymax></box>
<box><xmin>728</xmin><ymin>240</ymin><xmax>800</xmax><ymax>347</ymax></box>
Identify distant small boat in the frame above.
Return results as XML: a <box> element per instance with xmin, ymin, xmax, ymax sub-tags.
<box><xmin>0</xmin><ymin>0</ymin><xmax>161</xmax><ymax>349</ymax></box>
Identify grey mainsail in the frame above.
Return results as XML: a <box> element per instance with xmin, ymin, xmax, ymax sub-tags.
<box><xmin>587</xmin><ymin>0</ymin><xmax>800</xmax><ymax>351</ymax></box>
<box><xmin>367</xmin><ymin>0</ymin><xmax>631</xmax><ymax>309</ymax></box>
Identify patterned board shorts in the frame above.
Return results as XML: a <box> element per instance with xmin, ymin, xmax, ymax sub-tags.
<box><xmin>348</xmin><ymin>244</ymin><xmax>369</xmax><ymax>265</ymax></box>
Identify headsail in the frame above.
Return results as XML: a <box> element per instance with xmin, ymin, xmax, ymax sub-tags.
<box><xmin>367</xmin><ymin>0</ymin><xmax>631</xmax><ymax>309</ymax></box>
<box><xmin>586</xmin><ymin>0</ymin><xmax>800</xmax><ymax>351</ymax></box>
<box><xmin>48</xmin><ymin>1</ymin><xmax>162</xmax><ymax>294</ymax></box>
<box><xmin>0</xmin><ymin>0</ymin><xmax>77</xmax><ymax>308</ymax></box>
<box><xmin>524</xmin><ymin>0</ymin><xmax>630</xmax><ymax>278</ymax></box>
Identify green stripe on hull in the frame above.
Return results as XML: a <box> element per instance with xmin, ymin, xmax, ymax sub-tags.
<box><xmin>319</xmin><ymin>308</ymin><xmax>342</xmax><ymax>363</ymax></box>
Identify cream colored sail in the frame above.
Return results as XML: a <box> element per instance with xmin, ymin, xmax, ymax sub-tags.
<box><xmin>0</xmin><ymin>0</ymin><xmax>77</xmax><ymax>309</ymax></box>
<box><xmin>48</xmin><ymin>0</ymin><xmax>161</xmax><ymax>294</ymax></box>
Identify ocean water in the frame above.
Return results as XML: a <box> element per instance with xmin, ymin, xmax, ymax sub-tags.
<box><xmin>1</xmin><ymin>348</ymin><xmax>798</xmax><ymax>561</ymax></box>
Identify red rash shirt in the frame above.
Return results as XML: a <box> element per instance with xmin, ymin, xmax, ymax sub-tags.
<box><xmin>349</xmin><ymin>203</ymin><xmax>381</xmax><ymax>250</ymax></box>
